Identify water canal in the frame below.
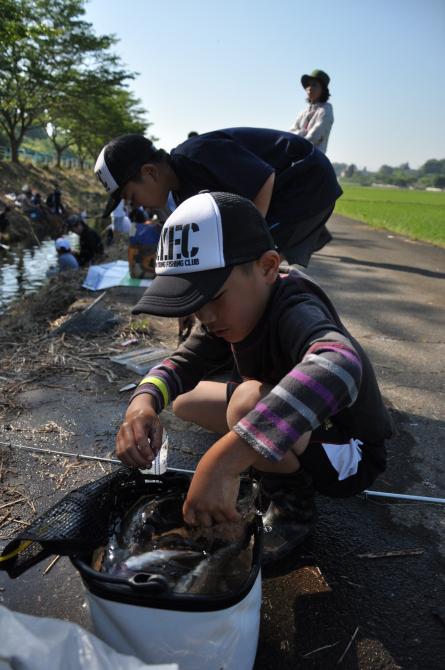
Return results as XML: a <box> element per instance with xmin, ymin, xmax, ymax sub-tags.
<box><xmin>0</xmin><ymin>235</ymin><xmax>78</xmax><ymax>314</ymax></box>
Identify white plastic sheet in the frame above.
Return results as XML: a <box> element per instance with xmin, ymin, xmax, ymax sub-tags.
<box><xmin>82</xmin><ymin>260</ymin><xmax>153</xmax><ymax>291</ymax></box>
<box><xmin>0</xmin><ymin>605</ymin><xmax>178</xmax><ymax>670</ymax></box>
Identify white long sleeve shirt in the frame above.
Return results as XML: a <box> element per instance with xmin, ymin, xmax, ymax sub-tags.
<box><xmin>290</xmin><ymin>102</ymin><xmax>334</xmax><ymax>154</ymax></box>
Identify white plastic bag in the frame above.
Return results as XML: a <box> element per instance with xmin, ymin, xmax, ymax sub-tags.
<box><xmin>0</xmin><ymin>605</ymin><xmax>178</xmax><ymax>670</ymax></box>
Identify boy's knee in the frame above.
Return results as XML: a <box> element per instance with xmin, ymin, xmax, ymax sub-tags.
<box><xmin>172</xmin><ymin>393</ymin><xmax>193</xmax><ymax>422</ymax></box>
<box><xmin>227</xmin><ymin>380</ymin><xmax>268</xmax><ymax>428</ymax></box>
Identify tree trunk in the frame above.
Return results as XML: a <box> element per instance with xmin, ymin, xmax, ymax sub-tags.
<box><xmin>56</xmin><ymin>146</ymin><xmax>63</xmax><ymax>168</ymax></box>
<box><xmin>10</xmin><ymin>136</ymin><xmax>20</xmax><ymax>163</ymax></box>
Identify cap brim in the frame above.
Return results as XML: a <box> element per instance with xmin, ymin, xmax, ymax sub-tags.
<box><xmin>132</xmin><ymin>266</ymin><xmax>233</xmax><ymax>317</ymax></box>
<box><xmin>301</xmin><ymin>74</ymin><xmax>311</xmax><ymax>88</ymax></box>
<box><xmin>102</xmin><ymin>189</ymin><xmax>123</xmax><ymax>218</ymax></box>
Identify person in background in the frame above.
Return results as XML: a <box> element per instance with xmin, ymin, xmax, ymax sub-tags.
<box><xmin>52</xmin><ymin>183</ymin><xmax>63</xmax><ymax>215</ymax></box>
<box><xmin>129</xmin><ymin>205</ymin><xmax>148</xmax><ymax>222</ymax></box>
<box><xmin>110</xmin><ymin>198</ymin><xmax>131</xmax><ymax>234</ymax></box>
<box><xmin>16</xmin><ymin>185</ymin><xmax>44</xmax><ymax>222</ymax></box>
<box><xmin>16</xmin><ymin>185</ymin><xmax>34</xmax><ymax>210</ymax></box>
<box><xmin>54</xmin><ymin>237</ymin><xmax>79</xmax><ymax>272</ymax></box>
<box><xmin>67</xmin><ymin>214</ymin><xmax>103</xmax><ymax>266</ymax></box>
<box><xmin>94</xmin><ymin>128</ymin><xmax>342</xmax><ymax>268</ymax></box>
<box><xmin>106</xmin><ymin>199</ymin><xmax>132</xmax><ymax>244</ymax></box>
<box><xmin>187</xmin><ymin>131</ymin><xmax>199</xmax><ymax>138</ymax></box>
<box><xmin>0</xmin><ymin>203</ymin><xmax>10</xmax><ymax>233</ymax></box>
<box><xmin>129</xmin><ymin>207</ymin><xmax>163</xmax><ymax>245</ymax></box>
<box><xmin>290</xmin><ymin>69</ymin><xmax>334</xmax><ymax>155</ymax></box>
<box><xmin>46</xmin><ymin>183</ymin><xmax>64</xmax><ymax>215</ymax></box>
<box><xmin>128</xmin><ymin>205</ymin><xmax>187</xmax><ymax>338</ymax></box>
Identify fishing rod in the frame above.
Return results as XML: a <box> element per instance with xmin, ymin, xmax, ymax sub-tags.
<box><xmin>0</xmin><ymin>440</ymin><xmax>195</xmax><ymax>476</ymax></box>
<box><xmin>2</xmin><ymin>440</ymin><xmax>444</xmax><ymax>504</ymax></box>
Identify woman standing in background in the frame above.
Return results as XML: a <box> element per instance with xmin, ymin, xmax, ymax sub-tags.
<box><xmin>290</xmin><ymin>69</ymin><xmax>334</xmax><ymax>154</ymax></box>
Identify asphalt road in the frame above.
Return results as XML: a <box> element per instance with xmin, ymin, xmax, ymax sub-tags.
<box><xmin>256</xmin><ymin>215</ymin><xmax>445</xmax><ymax>669</ymax></box>
<box><xmin>1</xmin><ymin>214</ymin><xmax>444</xmax><ymax>669</ymax></box>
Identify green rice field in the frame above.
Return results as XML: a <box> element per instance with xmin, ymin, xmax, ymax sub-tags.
<box><xmin>334</xmin><ymin>184</ymin><xmax>445</xmax><ymax>247</ymax></box>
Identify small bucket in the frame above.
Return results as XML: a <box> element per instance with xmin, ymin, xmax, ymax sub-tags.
<box><xmin>72</xmin><ymin>472</ymin><xmax>262</xmax><ymax>670</ymax></box>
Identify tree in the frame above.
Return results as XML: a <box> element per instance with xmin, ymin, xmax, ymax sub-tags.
<box><xmin>0</xmin><ymin>0</ymin><xmax>134</xmax><ymax>162</ymax></box>
<box><xmin>420</xmin><ymin>159</ymin><xmax>445</xmax><ymax>175</ymax></box>
<box><xmin>46</xmin><ymin>80</ymin><xmax>151</xmax><ymax>168</ymax></box>
<box><xmin>44</xmin><ymin>70</ymin><xmax>147</xmax><ymax>166</ymax></box>
<box><xmin>378</xmin><ymin>164</ymin><xmax>394</xmax><ymax>175</ymax></box>
<box><xmin>433</xmin><ymin>175</ymin><xmax>445</xmax><ymax>188</ymax></box>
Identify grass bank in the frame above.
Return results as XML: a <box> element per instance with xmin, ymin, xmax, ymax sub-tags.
<box><xmin>0</xmin><ymin>160</ymin><xmax>104</xmax><ymax>214</ymax></box>
<box><xmin>0</xmin><ymin>160</ymin><xmax>106</xmax><ymax>243</ymax></box>
<box><xmin>335</xmin><ymin>184</ymin><xmax>445</xmax><ymax>247</ymax></box>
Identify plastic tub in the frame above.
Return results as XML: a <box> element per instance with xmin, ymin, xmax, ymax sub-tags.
<box><xmin>72</xmin><ymin>473</ymin><xmax>262</xmax><ymax>670</ymax></box>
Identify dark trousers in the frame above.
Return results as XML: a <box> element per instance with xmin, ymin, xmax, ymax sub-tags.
<box><xmin>270</xmin><ymin>205</ymin><xmax>334</xmax><ymax>266</ymax></box>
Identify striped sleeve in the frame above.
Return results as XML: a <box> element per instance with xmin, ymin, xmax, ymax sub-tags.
<box><xmin>129</xmin><ymin>323</ymin><xmax>232</xmax><ymax>412</ymax></box>
<box><xmin>129</xmin><ymin>359</ymin><xmax>185</xmax><ymax>412</ymax></box>
<box><xmin>232</xmin><ymin>340</ymin><xmax>363</xmax><ymax>461</ymax></box>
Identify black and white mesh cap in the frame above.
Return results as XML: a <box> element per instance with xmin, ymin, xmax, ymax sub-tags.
<box><xmin>132</xmin><ymin>191</ymin><xmax>275</xmax><ymax>317</ymax></box>
<box><xmin>94</xmin><ymin>134</ymin><xmax>158</xmax><ymax>218</ymax></box>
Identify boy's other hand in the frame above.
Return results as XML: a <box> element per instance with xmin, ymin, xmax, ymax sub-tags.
<box><xmin>182</xmin><ymin>431</ymin><xmax>258</xmax><ymax>526</ymax></box>
<box><xmin>116</xmin><ymin>394</ymin><xmax>162</xmax><ymax>469</ymax></box>
<box><xmin>183</xmin><ymin>459</ymin><xmax>241</xmax><ymax>527</ymax></box>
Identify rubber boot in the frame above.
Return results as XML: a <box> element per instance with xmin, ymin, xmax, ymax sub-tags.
<box><xmin>255</xmin><ymin>469</ymin><xmax>317</xmax><ymax>565</ymax></box>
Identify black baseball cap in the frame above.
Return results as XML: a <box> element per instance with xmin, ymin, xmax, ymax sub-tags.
<box><xmin>132</xmin><ymin>192</ymin><xmax>275</xmax><ymax>317</ymax></box>
<box><xmin>94</xmin><ymin>134</ymin><xmax>159</xmax><ymax>218</ymax></box>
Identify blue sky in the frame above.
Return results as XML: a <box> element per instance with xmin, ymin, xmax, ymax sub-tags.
<box><xmin>85</xmin><ymin>0</ymin><xmax>445</xmax><ymax>171</ymax></box>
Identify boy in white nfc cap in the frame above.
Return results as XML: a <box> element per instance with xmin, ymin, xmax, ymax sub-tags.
<box><xmin>117</xmin><ymin>192</ymin><xmax>392</xmax><ymax>564</ymax></box>
<box><xmin>132</xmin><ymin>191</ymin><xmax>275</xmax><ymax>317</ymax></box>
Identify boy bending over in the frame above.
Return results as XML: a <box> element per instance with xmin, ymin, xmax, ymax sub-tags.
<box><xmin>116</xmin><ymin>192</ymin><xmax>392</xmax><ymax>564</ymax></box>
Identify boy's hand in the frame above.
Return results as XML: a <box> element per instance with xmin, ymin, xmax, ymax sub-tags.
<box><xmin>116</xmin><ymin>394</ymin><xmax>162</xmax><ymax>469</ymax></box>
<box><xmin>183</xmin><ymin>431</ymin><xmax>258</xmax><ymax>527</ymax></box>
<box><xmin>183</xmin><ymin>462</ymin><xmax>241</xmax><ymax>527</ymax></box>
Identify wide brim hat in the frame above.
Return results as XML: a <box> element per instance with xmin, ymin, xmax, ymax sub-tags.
<box><xmin>132</xmin><ymin>191</ymin><xmax>275</xmax><ymax>317</ymax></box>
<box><xmin>301</xmin><ymin>69</ymin><xmax>330</xmax><ymax>89</ymax></box>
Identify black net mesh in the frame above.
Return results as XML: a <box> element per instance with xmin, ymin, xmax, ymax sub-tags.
<box><xmin>1</xmin><ymin>468</ymin><xmax>190</xmax><ymax>578</ymax></box>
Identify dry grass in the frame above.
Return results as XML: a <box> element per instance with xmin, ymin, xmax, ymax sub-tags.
<box><xmin>0</xmin><ymin>160</ymin><xmax>105</xmax><ymax>215</ymax></box>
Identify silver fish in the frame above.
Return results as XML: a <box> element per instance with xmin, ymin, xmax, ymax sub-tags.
<box><xmin>174</xmin><ymin>539</ymin><xmax>252</xmax><ymax>595</ymax></box>
<box><xmin>123</xmin><ymin>548</ymin><xmax>203</xmax><ymax>573</ymax></box>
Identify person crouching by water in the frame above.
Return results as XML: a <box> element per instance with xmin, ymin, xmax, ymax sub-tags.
<box><xmin>290</xmin><ymin>69</ymin><xmax>334</xmax><ymax>155</ymax></box>
<box><xmin>67</xmin><ymin>214</ymin><xmax>104</xmax><ymax>266</ymax></box>
<box><xmin>55</xmin><ymin>237</ymin><xmax>79</xmax><ymax>272</ymax></box>
<box><xmin>115</xmin><ymin>192</ymin><xmax>392</xmax><ymax>565</ymax></box>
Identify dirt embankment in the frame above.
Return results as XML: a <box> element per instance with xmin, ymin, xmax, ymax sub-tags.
<box><xmin>0</xmin><ymin>160</ymin><xmax>106</xmax><ymax>244</ymax></box>
<box><xmin>0</xmin><ymin>254</ymin><xmax>179</xmax><ymax>543</ymax></box>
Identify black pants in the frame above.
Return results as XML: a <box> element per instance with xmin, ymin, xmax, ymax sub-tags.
<box><xmin>269</xmin><ymin>205</ymin><xmax>334</xmax><ymax>266</ymax></box>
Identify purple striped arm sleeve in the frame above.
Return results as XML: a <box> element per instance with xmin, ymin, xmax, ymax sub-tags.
<box><xmin>233</xmin><ymin>340</ymin><xmax>363</xmax><ymax>461</ymax></box>
<box><xmin>129</xmin><ymin>359</ymin><xmax>183</xmax><ymax>412</ymax></box>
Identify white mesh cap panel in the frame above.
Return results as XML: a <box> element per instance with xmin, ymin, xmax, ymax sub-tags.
<box><xmin>156</xmin><ymin>193</ymin><xmax>225</xmax><ymax>275</ymax></box>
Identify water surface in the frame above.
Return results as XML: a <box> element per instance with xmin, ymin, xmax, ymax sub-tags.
<box><xmin>0</xmin><ymin>235</ymin><xmax>78</xmax><ymax>315</ymax></box>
